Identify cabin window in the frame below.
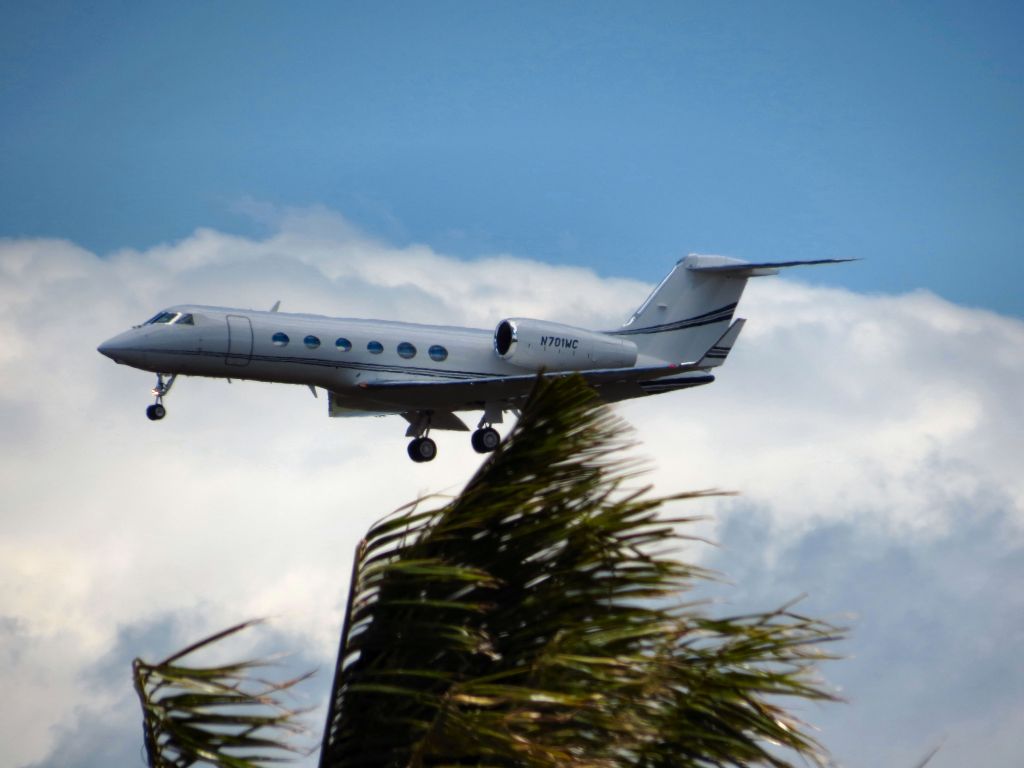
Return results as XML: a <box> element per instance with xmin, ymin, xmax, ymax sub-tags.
<box><xmin>272</xmin><ymin>332</ymin><xmax>289</xmax><ymax>347</ymax></box>
<box><xmin>397</xmin><ymin>342</ymin><xmax>416</xmax><ymax>359</ymax></box>
<box><xmin>304</xmin><ymin>335</ymin><xmax>321</xmax><ymax>350</ymax></box>
<box><xmin>336</xmin><ymin>337</ymin><xmax>352</xmax><ymax>352</ymax></box>
<box><xmin>174</xmin><ymin>313</ymin><xmax>194</xmax><ymax>325</ymax></box>
<box><xmin>428</xmin><ymin>344</ymin><xmax>448</xmax><ymax>362</ymax></box>
<box><xmin>367</xmin><ymin>341</ymin><xmax>383</xmax><ymax>354</ymax></box>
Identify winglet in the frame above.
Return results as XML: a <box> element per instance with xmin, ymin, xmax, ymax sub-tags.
<box><xmin>270</xmin><ymin>300</ymin><xmax>281</xmax><ymax>312</ymax></box>
<box><xmin>698</xmin><ymin>318</ymin><xmax>745</xmax><ymax>368</ymax></box>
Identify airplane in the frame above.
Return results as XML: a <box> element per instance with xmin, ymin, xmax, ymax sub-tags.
<box><xmin>97</xmin><ymin>254</ymin><xmax>850</xmax><ymax>462</ymax></box>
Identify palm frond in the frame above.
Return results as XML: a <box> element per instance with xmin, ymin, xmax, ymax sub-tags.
<box><xmin>319</xmin><ymin>375</ymin><xmax>843</xmax><ymax>768</ymax></box>
<box><xmin>133</xmin><ymin>619</ymin><xmax>313</xmax><ymax>768</ymax></box>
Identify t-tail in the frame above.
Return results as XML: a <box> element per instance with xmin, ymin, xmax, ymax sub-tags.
<box><xmin>615</xmin><ymin>254</ymin><xmax>853</xmax><ymax>365</ymax></box>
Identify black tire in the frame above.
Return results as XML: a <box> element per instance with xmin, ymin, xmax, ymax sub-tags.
<box><xmin>408</xmin><ymin>438</ymin><xmax>424</xmax><ymax>462</ymax></box>
<box><xmin>479</xmin><ymin>427</ymin><xmax>500</xmax><ymax>452</ymax></box>
<box><xmin>416</xmin><ymin>437</ymin><xmax>437</xmax><ymax>462</ymax></box>
<box><xmin>408</xmin><ymin>437</ymin><xmax>437</xmax><ymax>463</ymax></box>
<box><xmin>146</xmin><ymin>404</ymin><xmax>166</xmax><ymax>421</ymax></box>
<box><xmin>472</xmin><ymin>427</ymin><xmax>500</xmax><ymax>453</ymax></box>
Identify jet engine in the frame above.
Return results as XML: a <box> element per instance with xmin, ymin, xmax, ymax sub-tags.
<box><xmin>494</xmin><ymin>318</ymin><xmax>638</xmax><ymax>371</ymax></box>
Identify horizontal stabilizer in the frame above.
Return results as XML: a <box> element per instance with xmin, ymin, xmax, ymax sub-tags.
<box><xmin>698</xmin><ymin>318</ymin><xmax>745</xmax><ymax>368</ymax></box>
<box><xmin>686</xmin><ymin>256</ymin><xmax>856</xmax><ymax>277</ymax></box>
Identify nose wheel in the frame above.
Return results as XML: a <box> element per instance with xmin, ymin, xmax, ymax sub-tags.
<box><xmin>146</xmin><ymin>373</ymin><xmax>176</xmax><ymax>421</ymax></box>
<box><xmin>471</xmin><ymin>426</ymin><xmax>500</xmax><ymax>453</ymax></box>
<box><xmin>408</xmin><ymin>436</ymin><xmax>437</xmax><ymax>463</ymax></box>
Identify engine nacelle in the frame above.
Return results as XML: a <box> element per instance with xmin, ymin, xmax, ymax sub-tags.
<box><xmin>494</xmin><ymin>318</ymin><xmax>638</xmax><ymax>371</ymax></box>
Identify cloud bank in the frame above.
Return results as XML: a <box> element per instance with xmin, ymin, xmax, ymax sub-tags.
<box><xmin>0</xmin><ymin>209</ymin><xmax>1021</xmax><ymax>767</ymax></box>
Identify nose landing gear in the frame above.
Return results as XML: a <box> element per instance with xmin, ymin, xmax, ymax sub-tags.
<box><xmin>146</xmin><ymin>373</ymin><xmax>176</xmax><ymax>421</ymax></box>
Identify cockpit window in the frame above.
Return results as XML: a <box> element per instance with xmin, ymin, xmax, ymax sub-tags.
<box><xmin>174</xmin><ymin>313</ymin><xmax>194</xmax><ymax>325</ymax></box>
<box><xmin>144</xmin><ymin>311</ymin><xmax>178</xmax><ymax>325</ymax></box>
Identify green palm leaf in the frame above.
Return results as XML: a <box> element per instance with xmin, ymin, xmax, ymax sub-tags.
<box><xmin>319</xmin><ymin>376</ymin><xmax>842</xmax><ymax>768</ymax></box>
<box><xmin>133</xmin><ymin>620</ymin><xmax>313</xmax><ymax>768</ymax></box>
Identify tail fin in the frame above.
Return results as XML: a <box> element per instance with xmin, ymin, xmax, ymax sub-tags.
<box><xmin>615</xmin><ymin>254</ymin><xmax>851</xmax><ymax>364</ymax></box>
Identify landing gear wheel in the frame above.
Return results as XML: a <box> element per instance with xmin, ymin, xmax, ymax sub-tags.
<box><xmin>471</xmin><ymin>427</ymin><xmax>500</xmax><ymax>453</ymax></box>
<box><xmin>146</xmin><ymin>404</ymin><xmax>166</xmax><ymax>421</ymax></box>
<box><xmin>408</xmin><ymin>436</ymin><xmax>437</xmax><ymax>463</ymax></box>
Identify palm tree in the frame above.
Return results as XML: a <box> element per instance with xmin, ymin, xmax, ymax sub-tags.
<box><xmin>135</xmin><ymin>376</ymin><xmax>841</xmax><ymax>768</ymax></box>
<box><xmin>132</xmin><ymin>620</ymin><xmax>313</xmax><ymax>767</ymax></box>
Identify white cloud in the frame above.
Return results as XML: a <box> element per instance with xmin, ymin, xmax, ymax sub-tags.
<box><xmin>709</xmin><ymin>501</ymin><xmax>1024</xmax><ymax>768</ymax></box>
<box><xmin>624</xmin><ymin>281</ymin><xmax>1024</xmax><ymax>540</ymax></box>
<box><xmin>0</xmin><ymin>211</ymin><xmax>1021</xmax><ymax>767</ymax></box>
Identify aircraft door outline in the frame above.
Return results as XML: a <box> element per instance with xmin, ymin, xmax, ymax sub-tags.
<box><xmin>226</xmin><ymin>314</ymin><xmax>253</xmax><ymax>367</ymax></box>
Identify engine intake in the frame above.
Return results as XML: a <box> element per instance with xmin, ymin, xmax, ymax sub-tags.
<box><xmin>494</xmin><ymin>318</ymin><xmax>637</xmax><ymax>371</ymax></box>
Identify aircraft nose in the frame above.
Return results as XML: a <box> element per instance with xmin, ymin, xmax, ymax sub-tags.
<box><xmin>97</xmin><ymin>331</ymin><xmax>148</xmax><ymax>367</ymax></box>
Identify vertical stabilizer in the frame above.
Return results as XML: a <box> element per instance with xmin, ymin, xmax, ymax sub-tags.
<box><xmin>614</xmin><ymin>255</ymin><xmax>751</xmax><ymax>364</ymax></box>
<box><xmin>615</xmin><ymin>254</ymin><xmax>851</xmax><ymax>364</ymax></box>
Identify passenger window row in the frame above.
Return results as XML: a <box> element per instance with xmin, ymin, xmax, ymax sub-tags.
<box><xmin>270</xmin><ymin>332</ymin><xmax>448</xmax><ymax>362</ymax></box>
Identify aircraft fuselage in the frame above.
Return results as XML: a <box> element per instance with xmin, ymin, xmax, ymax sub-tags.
<box><xmin>98</xmin><ymin>256</ymin><xmax>850</xmax><ymax>460</ymax></box>
<box><xmin>97</xmin><ymin>305</ymin><xmax>640</xmax><ymax>415</ymax></box>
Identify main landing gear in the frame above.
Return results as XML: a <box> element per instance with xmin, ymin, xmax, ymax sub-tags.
<box><xmin>405</xmin><ymin>415</ymin><xmax>505</xmax><ymax>462</ymax></box>
<box><xmin>407</xmin><ymin>436</ymin><xmax>438</xmax><ymax>463</ymax></box>
<box><xmin>405</xmin><ymin>412</ymin><xmax>437</xmax><ymax>463</ymax></box>
<box><xmin>471</xmin><ymin>409</ymin><xmax>501</xmax><ymax>455</ymax></box>
<box><xmin>145</xmin><ymin>373</ymin><xmax>176</xmax><ymax>421</ymax></box>
<box><xmin>407</xmin><ymin>427</ymin><xmax>499</xmax><ymax>462</ymax></box>
<box><xmin>471</xmin><ymin>426</ymin><xmax>500</xmax><ymax>454</ymax></box>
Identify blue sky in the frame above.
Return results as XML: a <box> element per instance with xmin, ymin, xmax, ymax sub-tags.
<box><xmin>2</xmin><ymin>1</ymin><xmax>1022</xmax><ymax>313</ymax></box>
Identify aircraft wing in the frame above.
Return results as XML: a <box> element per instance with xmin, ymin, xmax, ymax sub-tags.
<box><xmin>355</xmin><ymin>361</ymin><xmax>707</xmax><ymax>407</ymax></box>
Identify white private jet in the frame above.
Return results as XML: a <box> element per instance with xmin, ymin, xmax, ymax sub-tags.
<box><xmin>98</xmin><ymin>254</ymin><xmax>849</xmax><ymax>462</ymax></box>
